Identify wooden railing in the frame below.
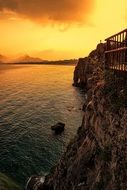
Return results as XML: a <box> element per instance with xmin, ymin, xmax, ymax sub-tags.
<box><xmin>105</xmin><ymin>29</ymin><xmax>127</xmax><ymax>72</ymax></box>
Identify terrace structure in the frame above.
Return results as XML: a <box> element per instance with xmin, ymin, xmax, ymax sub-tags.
<box><xmin>105</xmin><ymin>29</ymin><xmax>127</xmax><ymax>73</ymax></box>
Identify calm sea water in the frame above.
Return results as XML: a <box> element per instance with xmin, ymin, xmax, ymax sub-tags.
<box><xmin>0</xmin><ymin>64</ymin><xmax>84</xmax><ymax>187</ymax></box>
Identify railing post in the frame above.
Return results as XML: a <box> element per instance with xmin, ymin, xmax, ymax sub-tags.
<box><xmin>125</xmin><ymin>30</ymin><xmax>127</xmax><ymax>64</ymax></box>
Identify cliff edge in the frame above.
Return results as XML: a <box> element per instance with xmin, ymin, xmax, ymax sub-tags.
<box><xmin>27</xmin><ymin>43</ymin><xmax>127</xmax><ymax>190</ymax></box>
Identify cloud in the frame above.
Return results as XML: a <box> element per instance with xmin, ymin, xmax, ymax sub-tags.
<box><xmin>0</xmin><ymin>0</ymin><xmax>95</xmax><ymax>24</ymax></box>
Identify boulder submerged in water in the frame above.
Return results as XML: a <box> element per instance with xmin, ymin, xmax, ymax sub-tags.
<box><xmin>51</xmin><ymin>122</ymin><xmax>65</xmax><ymax>134</ymax></box>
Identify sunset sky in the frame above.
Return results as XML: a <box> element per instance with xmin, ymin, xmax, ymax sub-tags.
<box><xmin>0</xmin><ymin>0</ymin><xmax>127</xmax><ymax>60</ymax></box>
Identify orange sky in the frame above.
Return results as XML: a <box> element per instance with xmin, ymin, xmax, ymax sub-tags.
<box><xmin>0</xmin><ymin>0</ymin><xmax>127</xmax><ymax>60</ymax></box>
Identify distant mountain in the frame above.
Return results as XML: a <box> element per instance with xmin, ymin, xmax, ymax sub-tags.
<box><xmin>0</xmin><ymin>54</ymin><xmax>78</xmax><ymax>65</ymax></box>
<box><xmin>14</xmin><ymin>54</ymin><xmax>46</xmax><ymax>63</ymax></box>
<box><xmin>0</xmin><ymin>54</ymin><xmax>6</xmax><ymax>63</ymax></box>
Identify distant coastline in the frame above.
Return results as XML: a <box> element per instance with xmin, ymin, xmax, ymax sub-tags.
<box><xmin>0</xmin><ymin>59</ymin><xmax>78</xmax><ymax>66</ymax></box>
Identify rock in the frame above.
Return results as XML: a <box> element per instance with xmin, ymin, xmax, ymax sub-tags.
<box><xmin>73</xmin><ymin>43</ymin><xmax>106</xmax><ymax>89</ymax></box>
<box><xmin>82</xmin><ymin>103</ymin><xmax>87</xmax><ymax>112</ymax></box>
<box><xmin>25</xmin><ymin>175</ymin><xmax>45</xmax><ymax>190</ymax></box>
<box><xmin>51</xmin><ymin>122</ymin><xmax>65</xmax><ymax>134</ymax></box>
<box><xmin>73</xmin><ymin>57</ymin><xmax>96</xmax><ymax>88</ymax></box>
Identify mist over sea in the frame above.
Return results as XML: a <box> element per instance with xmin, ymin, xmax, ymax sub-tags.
<box><xmin>0</xmin><ymin>64</ymin><xmax>84</xmax><ymax>187</ymax></box>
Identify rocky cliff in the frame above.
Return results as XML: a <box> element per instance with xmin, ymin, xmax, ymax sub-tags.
<box><xmin>27</xmin><ymin>43</ymin><xmax>127</xmax><ymax>190</ymax></box>
<box><xmin>73</xmin><ymin>43</ymin><xmax>105</xmax><ymax>88</ymax></box>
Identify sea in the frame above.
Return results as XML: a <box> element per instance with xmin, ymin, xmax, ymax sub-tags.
<box><xmin>0</xmin><ymin>64</ymin><xmax>85</xmax><ymax>187</ymax></box>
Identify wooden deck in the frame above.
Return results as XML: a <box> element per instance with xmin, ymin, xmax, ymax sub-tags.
<box><xmin>105</xmin><ymin>29</ymin><xmax>127</xmax><ymax>73</ymax></box>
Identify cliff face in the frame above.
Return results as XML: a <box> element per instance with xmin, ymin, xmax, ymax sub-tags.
<box><xmin>73</xmin><ymin>43</ymin><xmax>105</xmax><ymax>88</ymax></box>
<box><xmin>48</xmin><ymin>83</ymin><xmax>127</xmax><ymax>190</ymax></box>
<box><xmin>27</xmin><ymin>43</ymin><xmax>127</xmax><ymax>190</ymax></box>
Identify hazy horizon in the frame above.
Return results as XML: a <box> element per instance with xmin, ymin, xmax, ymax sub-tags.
<box><xmin>0</xmin><ymin>0</ymin><xmax>127</xmax><ymax>60</ymax></box>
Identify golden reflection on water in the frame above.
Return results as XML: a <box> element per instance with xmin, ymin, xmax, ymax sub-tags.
<box><xmin>0</xmin><ymin>64</ymin><xmax>74</xmax><ymax>88</ymax></box>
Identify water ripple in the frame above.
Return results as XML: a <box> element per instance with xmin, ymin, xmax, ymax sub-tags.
<box><xmin>0</xmin><ymin>64</ymin><xmax>84</xmax><ymax>187</ymax></box>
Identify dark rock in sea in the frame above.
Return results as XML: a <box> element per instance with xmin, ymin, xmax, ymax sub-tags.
<box><xmin>51</xmin><ymin>122</ymin><xmax>65</xmax><ymax>134</ymax></box>
<box><xmin>25</xmin><ymin>175</ymin><xmax>45</xmax><ymax>190</ymax></box>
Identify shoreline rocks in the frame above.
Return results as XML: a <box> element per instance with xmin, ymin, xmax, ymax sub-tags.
<box><xmin>25</xmin><ymin>176</ymin><xmax>45</xmax><ymax>190</ymax></box>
